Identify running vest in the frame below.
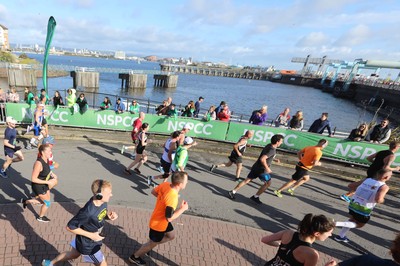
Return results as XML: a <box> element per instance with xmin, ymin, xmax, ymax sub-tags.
<box><xmin>368</xmin><ymin>150</ymin><xmax>393</xmax><ymax>176</ymax></box>
<box><xmin>37</xmin><ymin>157</ymin><xmax>51</xmax><ymax>181</ymax></box>
<box><xmin>265</xmin><ymin>232</ymin><xmax>311</xmax><ymax>266</ymax></box>
<box><xmin>137</xmin><ymin>131</ymin><xmax>148</xmax><ymax>149</ymax></box>
<box><xmin>172</xmin><ymin>146</ymin><xmax>188</xmax><ymax>171</ymax></box>
<box><xmin>232</xmin><ymin>136</ymin><xmax>247</xmax><ymax>157</ymax></box>
<box><xmin>161</xmin><ymin>138</ymin><xmax>176</xmax><ymax>163</ymax></box>
<box><xmin>349</xmin><ymin>178</ymin><xmax>385</xmax><ymax>216</ymax></box>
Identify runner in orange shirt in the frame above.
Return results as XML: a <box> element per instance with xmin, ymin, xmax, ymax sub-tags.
<box><xmin>274</xmin><ymin>139</ymin><xmax>328</xmax><ymax>198</ymax></box>
<box><xmin>129</xmin><ymin>172</ymin><xmax>189</xmax><ymax>265</ymax></box>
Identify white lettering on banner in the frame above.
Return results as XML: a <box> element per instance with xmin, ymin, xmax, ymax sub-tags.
<box><xmin>284</xmin><ymin>134</ymin><xmax>296</xmax><ymax>147</ymax></box>
<box><xmin>252</xmin><ymin>130</ymin><xmax>274</xmax><ymax>142</ymax></box>
<box><xmin>97</xmin><ymin>114</ymin><xmax>134</xmax><ymax>127</ymax></box>
<box><xmin>333</xmin><ymin>144</ymin><xmax>377</xmax><ymax>160</ymax></box>
<box><xmin>50</xmin><ymin>110</ymin><xmax>69</xmax><ymax>123</ymax></box>
<box><xmin>167</xmin><ymin>121</ymin><xmax>212</xmax><ymax>135</ymax></box>
<box><xmin>21</xmin><ymin>107</ymin><xmax>33</xmax><ymax>120</ymax></box>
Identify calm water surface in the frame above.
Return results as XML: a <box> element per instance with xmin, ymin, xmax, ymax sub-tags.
<box><xmin>27</xmin><ymin>53</ymin><xmax>376</xmax><ymax>132</ymax></box>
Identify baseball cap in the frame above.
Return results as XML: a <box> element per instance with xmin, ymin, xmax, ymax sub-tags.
<box><xmin>183</xmin><ymin>123</ymin><xmax>191</xmax><ymax>130</ymax></box>
<box><xmin>42</xmin><ymin>136</ymin><xmax>55</xmax><ymax>145</ymax></box>
<box><xmin>6</xmin><ymin>116</ymin><xmax>17</xmax><ymax>124</ymax></box>
<box><xmin>184</xmin><ymin>136</ymin><xmax>194</xmax><ymax>145</ymax></box>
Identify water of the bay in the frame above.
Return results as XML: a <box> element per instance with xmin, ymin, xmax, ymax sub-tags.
<box><xmin>26</xmin><ymin>53</ymin><xmax>377</xmax><ymax>132</ymax></box>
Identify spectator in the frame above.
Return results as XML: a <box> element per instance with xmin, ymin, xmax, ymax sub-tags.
<box><xmin>114</xmin><ymin>98</ymin><xmax>125</xmax><ymax>114</ymax></box>
<box><xmin>274</xmin><ymin>107</ymin><xmax>291</xmax><ymax>128</ymax></box>
<box><xmin>347</xmin><ymin>123</ymin><xmax>369</xmax><ymax>142</ymax></box>
<box><xmin>0</xmin><ymin>88</ymin><xmax>6</xmax><ymax>121</ymax></box>
<box><xmin>129</xmin><ymin>99</ymin><xmax>140</xmax><ymax>114</ymax></box>
<box><xmin>167</xmin><ymin>104</ymin><xmax>178</xmax><ymax>118</ymax></box>
<box><xmin>100</xmin><ymin>97</ymin><xmax>112</xmax><ymax>110</ymax></box>
<box><xmin>38</xmin><ymin>89</ymin><xmax>50</xmax><ymax>105</ymax></box>
<box><xmin>76</xmin><ymin>93</ymin><xmax>88</xmax><ymax>114</ymax></box>
<box><xmin>203</xmin><ymin>105</ymin><xmax>217</xmax><ymax>122</ymax></box>
<box><xmin>215</xmin><ymin>101</ymin><xmax>226</xmax><ymax>116</ymax></box>
<box><xmin>0</xmin><ymin>87</ymin><xmax>6</xmax><ymax>103</ymax></box>
<box><xmin>217</xmin><ymin>105</ymin><xmax>231</xmax><ymax>122</ymax></box>
<box><xmin>156</xmin><ymin>100</ymin><xmax>169</xmax><ymax>116</ymax></box>
<box><xmin>366</xmin><ymin>119</ymin><xmax>391</xmax><ymax>144</ymax></box>
<box><xmin>193</xmin><ymin>96</ymin><xmax>204</xmax><ymax>118</ymax></box>
<box><xmin>308</xmin><ymin>112</ymin><xmax>333</xmax><ymax>137</ymax></box>
<box><xmin>181</xmin><ymin>100</ymin><xmax>195</xmax><ymax>117</ymax></box>
<box><xmin>7</xmin><ymin>86</ymin><xmax>20</xmax><ymax>103</ymax></box>
<box><xmin>24</xmin><ymin>87</ymin><xmax>35</xmax><ymax>105</ymax></box>
<box><xmin>52</xmin><ymin>90</ymin><xmax>64</xmax><ymax>108</ymax></box>
<box><xmin>249</xmin><ymin>105</ymin><xmax>268</xmax><ymax>125</ymax></box>
<box><xmin>289</xmin><ymin>110</ymin><xmax>304</xmax><ymax>130</ymax></box>
<box><xmin>66</xmin><ymin>88</ymin><xmax>77</xmax><ymax>107</ymax></box>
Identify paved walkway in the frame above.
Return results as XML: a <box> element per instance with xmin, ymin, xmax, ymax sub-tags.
<box><xmin>0</xmin><ymin>126</ymin><xmax>398</xmax><ymax>265</ymax></box>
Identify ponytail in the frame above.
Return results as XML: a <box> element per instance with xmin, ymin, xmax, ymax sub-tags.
<box><xmin>298</xmin><ymin>213</ymin><xmax>335</xmax><ymax>237</ymax></box>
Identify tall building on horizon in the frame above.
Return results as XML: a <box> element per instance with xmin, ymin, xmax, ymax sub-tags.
<box><xmin>0</xmin><ymin>24</ymin><xmax>10</xmax><ymax>51</ymax></box>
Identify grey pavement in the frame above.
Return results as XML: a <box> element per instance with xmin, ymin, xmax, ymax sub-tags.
<box><xmin>0</xmin><ymin>126</ymin><xmax>399</xmax><ymax>265</ymax></box>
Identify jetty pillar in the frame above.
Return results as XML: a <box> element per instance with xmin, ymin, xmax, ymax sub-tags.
<box><xmin>70</xmin><ymin>68</ymin><xmax>99</xmax><ymax>89</ymax></box>
<box><xmin>153</xmin><ymin>74</ymin><xmax>178</xmax><ymax>88</ymax></box>
<box><xmin>118</xmin><ymin>73</ymin><xmax>147</xmax><ymax>89</ymax></box>
<box><xmin>7</xmin><ymin>68</ymin><xmax>37</xmax><ymax>88</ymax></box>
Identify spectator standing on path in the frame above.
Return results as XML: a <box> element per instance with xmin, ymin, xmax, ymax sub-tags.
<box><xmin>347</xmin><ymin>123</ymin><xmax>368</xmax><ymax>142</ymax></box>
<box><xmin>193</xmin><ymin>96</ymin><xmax>204</xmax><ymax>118</ymax></box>
<box><xmin>114</xmin><ymin>98</ymin><xmax>125</xmax><ymax>114</ymax></box>
<box><xmin>340</xmin><ymin>141</ymin><xmax>400</xmax><ymax>202</ymax></box>
<box><xmin>129</xmin><ymin>172</ymin><xmax>189</xmax><ymax>265</ymax></box>
<box><xmin>124</xmin><ymin>123</ymin><xmax>150</xmax><ymax>175</ymax></box>
<box><xmin>121</xmin><ymin>112</ymin><xmax>145</xmax><ymax>159</ymax></box>
<box><xmin>274</xmin><ymin>107</ymin><xmax>291</xmax><ymax>128</ymax></box>
<box><xmin>289</xmin><ymin>110</ymin><xmax>304</xmax><ymax>131</ymax></box>
<box><xmin>249</xmin><ymin>105</ymin><xmax>268</xmax><ymax>125</ymax></box>
<box><xmin>334</xmin><ymin>169</ymin><xmax>392</xmax><ymax>243</ymax></box>
<box><xmin>210</xmin><ymin>130</ymin><xmax>254</xmax><ymax>181</ymax></box>
<box><xmin>215</xmin><ymin>101</ymin><xmax>226</xmax><ymax>116</ymax></box>
<box><xmin>147</xmin><ymin>131</ymin><xmax>181</xmax><ymax>187</ymax></box>
<box><xmin>338</xmin><ymin>232</ymin><xmax>400</xmax><ymax>266</ymax></box>
<box><xmin>274</xmin><ymin>139</ymin><xmax>328</xmax><ymax>198</ymax></box>
<box><xmin>129</xmin><ymin>99</ymin><xmax>140</xmax><ymax>114</ymax></box>
<box><xmin>308</xmin><ymin>113</ymin><xmax>333</xmax><ymax>137</ymax></box>
<box><xmin>1</xmin><ymin>117</ymin><xmax>24</xmax><ymax>178</ymax></box>
<box><xmin>99</xmin><ymin>97</ymin><xmax>112</xmax><ymax>110</ymax></box>
<box><xmin>42</xmin><ymin>179</ymin><xmax>118</xmax><ymax>266</ymax></box>
<box><xmin>52</xmin><ymin>91</ymin><xmax>64</xmax><ymax>108</ymax></box>
<box><xmin>171</xmin><ymin>136</ymin><xmax>197</xmax><ymax>172</ymax></box>
<box><xmin>365</xmin><ymin>119</ymin><xmax>391</xmax><ymax>144</ymax></box>
<box><xmin>21</xmin><ymin>144</ymin><xmax>57</xmax><ymax>223</ymax></box>
<box><xmin>7</xmin><ymin>86</ymin><xmax>20</xmax><ymax>103</ymax></box>
<box><xmin>228</xmin><ymin>134</ymin><xmax>284</xmax><ymax>204</ymax></box>
<box><xmin>262</xmin><ymin>213</ymin><xmax>337</xmax><ymax>266</ymax></box>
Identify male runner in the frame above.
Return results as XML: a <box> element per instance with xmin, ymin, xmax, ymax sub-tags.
<box><xmin>121</xmin><ymin>112</ymin><xmax>145</xmax><ymax>159</ymax></box>
<box><xmin>1</xmin><ymin>117</ymin><xmax>24</xmax><ymax>178</ymax></box>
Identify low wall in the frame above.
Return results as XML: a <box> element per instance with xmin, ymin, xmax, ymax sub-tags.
<box><xmin>5</xmin><ymin>103</ymin><xmax>399</xmax><ymax>166</ymax></box>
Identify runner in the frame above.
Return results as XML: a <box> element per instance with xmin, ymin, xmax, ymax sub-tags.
<box><xmin>121</xmin><ymin>112</ymin><xmax>145</xmax><ymax>159</ymax></box>
<box><xmin>340</xmin><ymin>141</ymin><xmax>400</xmax><ymax>202</ymax></box>
<box><xmin>41</xmin><ymin>179</ymin><xmax>118</xmax><ymax>266</ymax></box>
<box><xmin>1</xmin><ymin>116</ymin><xmax>24</xmax><ymax>178</ymax></box>
<box><xmin>334</xmin><ymin>169</ymin><xmax>392</xmax><ymax>243</ymax></box>
<box><xmin>228</xmin><ymin>134</ymin><xmax>283</xmax><ymax>204</ymax></box>
<box><xmin>274</xmin><ymin>139</ymin><xmax>328</xmax><ymax>198</ymax></box>
<box><xmin>171</xmin><ymin>136</ymin><xmax>197</xmax><ymax>172</ymax></box>
<box><xmin>129</xmin><ymin>172</ymin><xmax>189</xmax><ymax>265</ymax></box>
<box><xmin>124</xmin><ymin>123</ymin><xmax>150</xmax><ymax>175</ymax></box>
<box><xmin>30</xmin><ymin>103</ymin><xmax>46</xmax><ymax>147</ymax></box>
<box><xmin>262</xmin><ymin>213</ymin><xmax>336</xmax><ymax>266</ymax></box>
<box><xmin>210</xmin><ymin>130</ymin><xmax>254</xmax><ymax>181</ymax></box>
<box><xmin>21</xmin><ymin>144</ymin><xmax>57</xmax><ymax>222</ymax></box>
<box><xmin>147</xmin><ymin>131</ymin><xmax>181</xmax><ymax>187</ymax></box>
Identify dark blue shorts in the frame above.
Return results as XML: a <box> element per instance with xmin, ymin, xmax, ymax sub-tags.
<box><xmin>247</xmin><ymin>169</ymin><xmax>271</xmax><ymax>182</ymax></box>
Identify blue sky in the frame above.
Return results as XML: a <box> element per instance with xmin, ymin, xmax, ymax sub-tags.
<box><xmin>1</xmin><ymin>0</ymin><xmax>400</xmax><ymax>69</ymax></box>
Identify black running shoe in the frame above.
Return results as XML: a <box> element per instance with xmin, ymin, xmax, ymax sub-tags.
<box><xmin>21</xmin><ymin>198</ymin><xmax>27</xmax><ymax>209</ymax></box>
<box><xmin>37</xmin><ymin>216</ymin><xmax>51</xmax><ymax>223</ymax></box>
<box><xmin>128</xmin><ymin>255</ymin><xmax>146</xmax><ymax>265</ymax></box>
<box><xmin>134</xmin><ymin>168</ymin><xmax>141</xmax><ymax>174</ymax></box>
<box><xmin>124</xmin><ymin>168</ymin><xmax>132</xmax><ymax>175</ymax></box>
<box><xmin>228</xmin><ymin>191</ymin><xmax>235</xmax><ymax>200</ymax></box>
<box><xmin>250</xmin><ymin>196</ymin><xmax>262</xmax><ymax>204</ymax></box>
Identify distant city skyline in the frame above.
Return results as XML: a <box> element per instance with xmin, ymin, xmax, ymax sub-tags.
<box><xmin>1</xmin><ymin>0</ymin><xmax>400</xmax><ymax>69</ymax></box>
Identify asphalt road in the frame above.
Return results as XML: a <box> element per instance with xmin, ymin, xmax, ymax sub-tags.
<box><xmin>1</xmin><ymin>133</ymin><xmax>399</xmax><ymax>262</ymax></box>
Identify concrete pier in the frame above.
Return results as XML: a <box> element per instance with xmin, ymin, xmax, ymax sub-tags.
<box><xmin>153</xmin><ymin>74</ymin><xmax>178</xmax><ymax>88</ymax></box>
<box><xmin>118</xmin><ymin>73</ymin><xmax>147</xmax><ymax>89</ymax></box>
<box><xmin>7</xmin><ymin>68</ymin><xmax>37</xmax><ymax>88</ymax></box>
<box><xmin>70</xmin><ymin>69</ymin><xmax>99</xmax><ymax>88</ymax></box>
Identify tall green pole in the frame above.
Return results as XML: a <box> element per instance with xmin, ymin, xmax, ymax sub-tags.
<box><xmin>43</xmin><ymin>16</ymin><xmax>57</xmax><ymax>93</ymax></box>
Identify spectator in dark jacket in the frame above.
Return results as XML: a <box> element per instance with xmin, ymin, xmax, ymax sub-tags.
<box><xmin>308</xmin><ymin>112</ymin><xmax>332</xmax><ymax>137</ymax></box>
